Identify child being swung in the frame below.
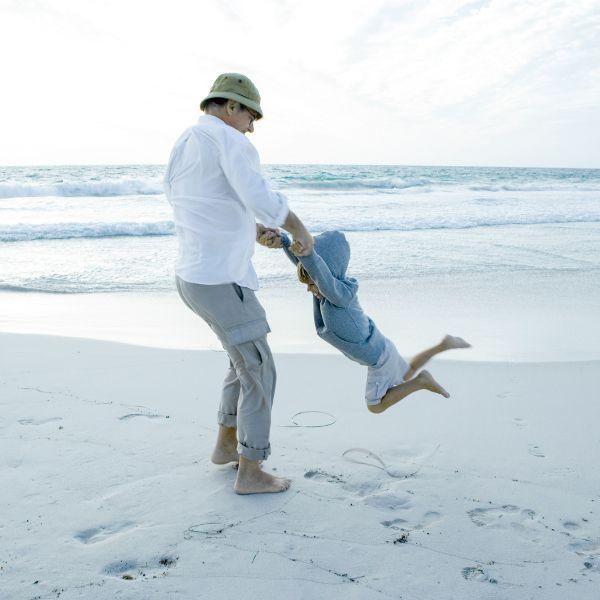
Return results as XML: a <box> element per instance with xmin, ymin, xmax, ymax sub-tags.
<box><xmin>260</xmin><ymin>229</ymin><xmax>470</xmax><ymax>412</ymax></box>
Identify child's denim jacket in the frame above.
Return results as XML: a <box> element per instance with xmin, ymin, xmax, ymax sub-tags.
<box><xmin>281</xmin><ymin>231</ymin><xmax>386</xmax><ymax>367</ymax></box>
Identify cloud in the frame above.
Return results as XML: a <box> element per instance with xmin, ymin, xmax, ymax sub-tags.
<box><xmin>0</xmin><ymin>0</ymin><xmax>598</xmax><ymax>166</ymax></box>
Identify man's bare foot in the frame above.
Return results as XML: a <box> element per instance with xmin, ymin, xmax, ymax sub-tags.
<box><xmin>211</xmin><ymin>446</ymin><xmax>239</xmax><ymax>465</ymax></box>
<box><xmin>418</xmin><ymin>370</ymin><xmax>450</xmax><ymax>398</ymax></box>
<box><xmin>234</xmin><ymin>456</ymin><xmax>291</xmax><ymax>495</ymax></box>
<box><xmin>211</xmin><ymin>425</ymin><xmax>239</xmax><ymax>465</ymax></box>
<box><xmin>441</xmin><ymin>334</ymin><xmax>471</xmax><ymax>350</ymax></box>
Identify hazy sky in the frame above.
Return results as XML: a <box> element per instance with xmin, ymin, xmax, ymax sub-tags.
<box><xmin>1</xmin><ymin>0</ymin><xmax>599</xmax><ymax>167</ymax></box>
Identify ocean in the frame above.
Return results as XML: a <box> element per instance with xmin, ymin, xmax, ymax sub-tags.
<box><xmin>1</xmin><ymin>164</ymin><xmax>600</xmax><ymax>294</ymax></box>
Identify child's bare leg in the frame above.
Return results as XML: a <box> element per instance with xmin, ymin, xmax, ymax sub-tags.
<box><xmin>368</xmin><ymin>370</ymin><xmax>449</xmax><ymax>414</ymax></box>
<box><xmin>404</xmin><ymin>334</ymin><xmax>471</xmax><ymax>380</ymax></box>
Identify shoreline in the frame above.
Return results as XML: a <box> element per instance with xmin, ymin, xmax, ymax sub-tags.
<box><xmin>2</xmin><ymin>330</ymin><xmax>599</xmax><ymax>367</ymax></box>
<box><xmin>2</xmin><ymin>273</ymin><xmax>600</xmax><ymax>362</ymax></box>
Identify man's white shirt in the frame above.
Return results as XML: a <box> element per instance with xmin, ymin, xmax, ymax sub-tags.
<box><xmin>164</xmin><ymin>115</ymin><xmax>289</xmax><ymax>290</ymax></box>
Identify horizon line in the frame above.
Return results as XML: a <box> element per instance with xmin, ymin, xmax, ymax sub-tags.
<box><xmin>2</xmin><ymin>162</ymin><xmax>599</xmax><ymax>171</ymax></box>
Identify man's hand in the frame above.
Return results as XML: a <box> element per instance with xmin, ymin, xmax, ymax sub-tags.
<box><xmin>291</xmin><ymin>232</ymin><xmax>314</xmax><ymax>257</ymax></box>
<box><xmin>258</xmin><ymin>231</ymin><xmax>283</xmax><ymax>248</ymax></box>
<box><xmin>281</xmin><ymin>211</ymin><xmax>314</xmax><ymax>257</ymax></box>
<box><xmin>256</xmin><ymin>223</ymin><xmax>283</xmax><ymax>248</ymax></box>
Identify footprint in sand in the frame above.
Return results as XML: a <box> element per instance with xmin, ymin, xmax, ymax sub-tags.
<box><xmin>303</xmin><ymin>468</ymin><xmax>383</xmax><ymax>498</ymax></box>
<box><xmin>468</xmin><ymin>504</ymin><xmax>519</xmax><ymax>526</ymax></box>
<box><xmin>468</xmin><ymin>505</ymin><xmax>541</xmax><ymax>542</ymax></box>
<box><xmin>103</xmin><ymin>555</ymin><xmax>178</xmax><ymax>579</ymax></box>
<box><xmin>462</xmin><ymin>565</ymin><xmax>498</xmax><ymax>584</ymax></box>
<box><xmin>342</xmin><ymin>479</ymin><xmax>383</xmax><ymax>497</ymax></box>
<box><xmin>527</xmin><ymin>444</ymin><xmax>545</xmax><ymax>458</ymax></box>
<box><xmin>18</xmin><ymin>417</ymin><xmax>62</xmax><ymax>426</ymax></box>
<box><xmin>414</xmin><ymin>511</ymin><xmax>443</xmax><ymax>530</ymax></box>
<box><xmin>74</xmin><ymin>521</ymin><xmax>137</xmax><ymax>544</ymax></box>
<box><xmin>362</xmin><ymin>490</ymin><xmax>411</xmax><ymax>510</ymax></box>
<box><xmin>304</xmin><ymin>469</ymin><xmax>346</xmax><ymax>484</ymax></box>
<box><xmin>381</xmin><ymin>511</ymin><xmax>443</xmax><ymax>531</ymax></box>
<box><xmin>103</xmin><ymin>559</ymin><xmax>140</xmax><ymax>576</ymax></box>
<box><xmin>569</xmin><ymin>539</ymin><xmax>600</xmax><ymax>556</ymax></box>
<box><xmin>380</xmin><ymin>517</ymin><xmax>408</xmax><ymax>529</ymax></box>
<box><xmin>570</xmin><ymin>538</ymin><xmax>600</xmax><ymax>575</ymax></box>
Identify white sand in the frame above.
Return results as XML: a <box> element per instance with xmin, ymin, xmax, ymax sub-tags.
<box><xmin>2</xmin><ymin>332</ymin><xmax>599</xmax><ymax>599</ymax></box>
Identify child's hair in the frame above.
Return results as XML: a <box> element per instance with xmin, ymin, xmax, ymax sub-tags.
<box><xmin>297</xmin><ymin>262</ymin><xmax>311</xmax><ymax>284</ymax></box>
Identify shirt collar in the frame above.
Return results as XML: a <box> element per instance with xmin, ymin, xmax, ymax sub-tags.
<box><xmin>199</xmin><ymin>114</ymin><xmax>226</xmax><ymax>126</ymax></box>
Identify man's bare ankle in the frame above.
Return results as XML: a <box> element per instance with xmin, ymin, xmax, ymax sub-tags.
<box><xmin>218</xmin><ymin>423</ymin><xmax>236</xmax><ymax>436</ymax></box>
<box><xmin>237</xmin><ymin>455</ymin><xmax>263</xmax><ymax>472</ymax></box>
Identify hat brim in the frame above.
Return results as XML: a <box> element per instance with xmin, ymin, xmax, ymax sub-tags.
<box><xmin>200</xmin><ymin>91</ymin><xmax>263</xmax><ymax>119</ymax></box>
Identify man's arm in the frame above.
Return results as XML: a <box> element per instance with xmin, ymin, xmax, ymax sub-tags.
<box><xmin>219</xmin><ymin>135</ymin><xmax>313</xmax><ymax>255</ymax></box>
<box><xmin>220</xmin><ymin>138</ymin><xmax>289</xmax><ymax>228</ymax></box>
<box><xmin>280</xmin><ymin>210</ymin><xmax>313</xmax><ymax>256</ymax></box>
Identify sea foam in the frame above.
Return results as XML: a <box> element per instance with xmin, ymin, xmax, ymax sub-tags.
<box><xmin>1</xmin><ymin>221</ymin><xmax>174</xmax><ymax>242</ymax></box>
<box><xmin>3</xmin><ymin>214</ymin><xmax>600</xmax><ymax>242</ymax></box>
<box><xmin>0</xmin><ymin>178</ymin><xmax>163</xmax><ymax>199</ymax></box>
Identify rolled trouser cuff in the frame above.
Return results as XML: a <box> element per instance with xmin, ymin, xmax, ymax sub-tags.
<box><xmin>217</xmin><ymin>411</ymin><xmax>237</xmax><ymax>428</ymax></box>
<box><xmin>237</xmin><ymin>440</ymin><xmax>271</xmax><ymax>461</ymax></box>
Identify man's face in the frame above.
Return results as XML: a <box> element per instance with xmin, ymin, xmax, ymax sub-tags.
<box><xmin>226</xmin><ymin>102</ymin><xmax>258</xmax><ymax>134</ymax></box>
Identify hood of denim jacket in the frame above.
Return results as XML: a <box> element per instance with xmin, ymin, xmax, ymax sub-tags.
<box><xmin>314</xmin><ymin>231</ymin><xmax>352</xmax><ymax>279</ymax></box>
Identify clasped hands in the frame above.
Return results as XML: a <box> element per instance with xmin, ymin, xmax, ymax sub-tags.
<box><xmin>256</xmin><ymin>223</ymin><xmax>312</xmax><ymax>256</ymax></box>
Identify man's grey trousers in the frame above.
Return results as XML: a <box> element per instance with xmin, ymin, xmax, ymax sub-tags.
<box><xmin>176</xmin><ymin>276</ymin><xmax>275</xmax><ymax>461</ymax></box>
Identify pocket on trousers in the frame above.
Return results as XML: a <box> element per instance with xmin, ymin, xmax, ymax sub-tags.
<box><xmin>232</xmin><ymin>283</ymin><xmax>244</xmax><ymax>301</ymax></box>
<box><xmin>183</xmin><ymin>281</ymin><xmax>270</xmax><ymax>345</ymax></box>
<box><xmin>240</xmin><ymin>339</ymin><xmax>265</xmax><ymax>369</ymax></box>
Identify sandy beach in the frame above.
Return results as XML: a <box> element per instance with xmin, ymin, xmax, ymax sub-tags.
<box><xmin>2</xmin><ymin>331</ymin><xmax>599</xmax><ymax>599</ymax></box>
<box><xmin>2</xmin><ymin>0</ymin><xmax>599</xmax><ymax>597</ymax></box>
<box><xmin>3</xmin><ymin>164</ymin><xmax>599</xmax><ymax>599</ymax></box>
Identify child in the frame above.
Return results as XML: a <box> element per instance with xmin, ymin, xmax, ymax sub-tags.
<box><xmin>259</xmin><ymin>229</ymin><xmax>470</xmax><ymax>413</ymax></box>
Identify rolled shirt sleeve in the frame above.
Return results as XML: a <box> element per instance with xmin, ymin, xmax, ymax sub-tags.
<box><xmin>221</xmin><ymin>135</ymin><xmax>289</xmax><ymax>228</ymax></box>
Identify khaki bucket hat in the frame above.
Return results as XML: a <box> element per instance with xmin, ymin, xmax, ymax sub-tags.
<box><xmin>200</xmin><ymin>73</ymin><xmax>263</xmax><ymax>119</ymax></box>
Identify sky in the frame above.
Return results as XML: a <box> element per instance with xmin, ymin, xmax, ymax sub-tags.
<box><xmin>1</xmin><ymin>0</ymin><xmax>599</xmax><ymax>167</ymax></box>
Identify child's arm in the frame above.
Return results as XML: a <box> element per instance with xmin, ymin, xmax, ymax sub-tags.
<box><xmin>297</xmin><ymin>251</ymin><xmax>358</xmax><ymax>308</ymax></box>
<box><xmin>279</xmin><ymin>232</ymin><xmax>300</xmax><ymax>266</ymax></box>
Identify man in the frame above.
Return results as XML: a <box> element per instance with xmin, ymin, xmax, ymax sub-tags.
<box><xmin>164</xmin><ymin>73</ymin><xmax>313</xmax><ymax>494</ymax></box>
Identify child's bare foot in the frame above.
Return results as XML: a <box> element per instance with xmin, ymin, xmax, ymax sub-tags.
<box><xmin>441</xmin><ymin>334</ymin><xmax>471</xmax><ymax>350</ymax></box>
<box><xmin>418</xmin><ymin>370</ymin><xmax>450</xmax><ymax>398</ymax></box>
<box><xmin>234</xmin><ymin>457</ymin><xmax>291</xmax><ymax>494</ymax></box>
<box><xmin>405</xmin><ymin>335</ymin><xmax>471</xmax><ymax>380</ymax></box>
